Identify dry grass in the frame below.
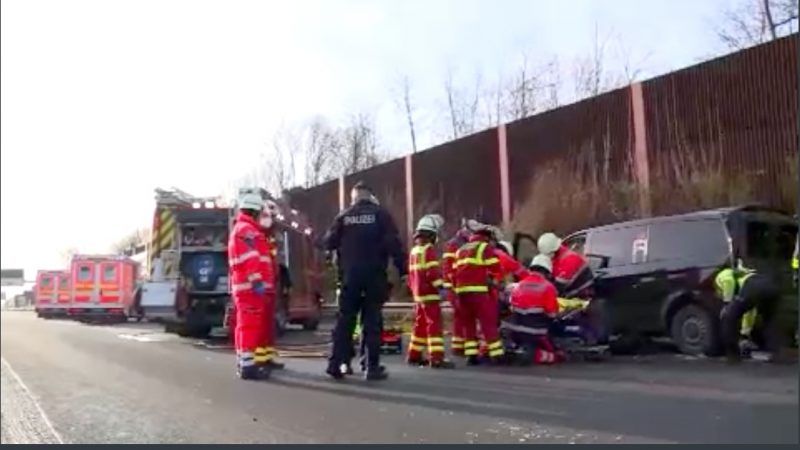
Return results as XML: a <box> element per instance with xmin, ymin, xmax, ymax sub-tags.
<box><xmin>508</xmin><ymin>123</ymin><xmax>640</xmax><ymax>237</ymax></box>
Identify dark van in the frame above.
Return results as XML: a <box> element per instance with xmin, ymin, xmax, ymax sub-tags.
<box><xmin>515</xmin><ymin>205</ymin><xmax>798</xmax><ymax>356</ymax></box>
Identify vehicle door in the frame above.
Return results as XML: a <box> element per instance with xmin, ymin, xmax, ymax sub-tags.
<box><xmin>99</xmin><ymin>261</ymin><xmax>122</xmax><ymax>306</ymax></box>
<box><xmin>645</xmin><ymin>219</ymin><xmax>731</xmax><ymax>328</ymax></box>
<box><xmin>36</xmin><ymin>273</ymin><xmax>54</xmax><ymax>307</ymax></box>
<box><xmin>584</xmin><ymin>224</ymin><xmax>649</xmax><ymax>334</ymax></box>
<box><xmin>72</xmin><ymin>260</ymin><xmax>96</xmax><ymax>305</ymax></box>
<box><xmin>56</xmin><ymin>273</ymin><xmax>71</xmax><ymax>306</ymax></box>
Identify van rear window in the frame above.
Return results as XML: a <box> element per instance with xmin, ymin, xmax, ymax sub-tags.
<box><xmin>78</xmin><ymin>266</ymin><xmax>92</xmax><ymax>281</ymax></box>
<box><xmin>59</xmin><ymin>277</ymin><xmax>69</xmax><ymax>290</ymax></box>
<box><xmin>589</xmin><ymin>226</ymin><xmax>648</xmax><ymax>267</ymax></box>
<box><xmin>103</xmin><ymin>265</ymin><xmax>117</xmax><ymax>282</ymax></box>
<box><xmin>648</xmin><ymin>220</ymin><xmax>729</xmax><ymax>264</ymax></box>
<box><xmin>40</xmin><ymin>276</ymin><xmax>52</xmax><ymax>288</ymax></box>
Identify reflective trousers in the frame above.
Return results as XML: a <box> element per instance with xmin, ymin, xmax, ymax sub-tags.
<box><xmin>720</xmin><ymin>274</ymin><xmax>782</xmax><ymax>357</ymax></box>
<box><xmin>408</xmin><ymin>301</ymin><xmax>445</xmax><ymax>363</ymax></box>
<box><xmin>448</xmin><ymin>291</ymin><xmax>466</xmax><ymax>355</ymax></box>
<box><xmin>458</xmin><ymin>292</ymin><xmax>504</xmax><ymax>359</ymax></box>
<box><xmin>233</xmin><ymin>291</ymin><xmax>275</xmax><ymax>369</ymax></box>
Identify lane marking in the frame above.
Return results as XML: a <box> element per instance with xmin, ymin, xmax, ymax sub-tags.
<box><xmin>0</xmin><ymin>357</ymin><xmax>64</xmax><ymax>444</ymax></box>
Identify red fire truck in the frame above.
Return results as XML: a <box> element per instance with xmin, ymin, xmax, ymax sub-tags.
<box><xmin>68</xmin><ymin>254</ymin><xmax>139</xmax><ymax>322</ymax></box>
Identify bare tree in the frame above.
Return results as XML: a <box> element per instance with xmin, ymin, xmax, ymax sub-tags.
<box><xmin>59</xmin><ymin>247</ymin><xmax>80</xmax><ymax>266</ymax></box>
<box><xmin>717</xmin><ymin>0</ymin><xmax>798</xmax><ymax>50</ymax></box>
<box><xmin>333</xmin><ymin>113</ymin><xmax>384</xmax><ymax>176</ymax></box>
<box><xmin>110</xmin><ymin>228</ymin><xmax>150</xmax><ymax>255</ymax></box>
<box><xmin>396</xmin><ymin>75</ymin><xmax>419</xmax><ymax>153</ymax></box>
<box><xmin>504</xmin><ymin>54</ymin><xmax>561</xmax><ymax>121</ymax></box>
<box><xmin>303</xmin><ymin>117</ymin><xmax>341</xmax><ymax>187</ymax></box>
<box><xmin>442</xmin><ymin>68</ymin><xmax>482</xmax><ymax>139</ymax></box>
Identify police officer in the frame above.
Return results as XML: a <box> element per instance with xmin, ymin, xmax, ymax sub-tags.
<box><xmin>323</xmin><ymin>182</ymin><xmax>406</xmax><ymax>381</ymax></box>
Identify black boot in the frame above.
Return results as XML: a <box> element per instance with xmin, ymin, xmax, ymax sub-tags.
<box><xmin>257</xmin><ymin>364</ymin><xmax>273</xmax><ymax>380</ymax></box>
<box><xmin>364</xmin><ymin>365</ymin><xmax>388</xmax><ymax>381</ymax></box>
<box><xmin>466</xmin><ymin>356</ymin><xmax>481</xmax><ymax>366</ymax></box>
<box><xmin>237</xmin><ymin>365</ymin><xmax>260</xmax><ymax>380</ymax></box>
<box><xmin>326</xmin><ymin>363</ymin><xmax>346</xmax><ymax>380</ymax></box>
<box><xmin>430</xmin><ymin>359</ymin><xmax>455</xmax><ymax>369</ymax></box>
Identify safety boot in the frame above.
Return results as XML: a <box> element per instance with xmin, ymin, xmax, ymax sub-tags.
<box><xmin>466</xmin><ymin>356</ymin><xmax>481</xmax><ymax>366</ymax></box>
<box><xmin>237</xmin><ymin>365</ymin><xmax>260</xmax><ymax>380</ymax></box>
<box><xmin>326</xmin><ymin>363</ymin><xmax>346</xmax><ymax>380</ymax></box>
<box><xmin>430</xmin><ymin>359</ymin><xmax>455</xmax><ymax>369</ymax></box>
<box><xmin>364</xmin><ymin>365</ymin><xmax>389</xmax><ymax>381</ymax></box>
<box><xmin>406</xmin><ymin>358</ymin><xmax>429</xmax><ymax>367</ymax></box>
<box><xmin>267</xmin><ymin>360</ymin><xmax>285</xmax><ymax>370</ymax></box>
<box><xmin>256</xmin><ymin>364</ymin><xmax>273</xmax><ymax>380</ymax></box>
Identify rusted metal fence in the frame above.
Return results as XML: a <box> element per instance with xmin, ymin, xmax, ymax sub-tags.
<box><xmin>289</xmin><ymin>34</ymin><xmax>798</xmax><ymax>245</ymax></box>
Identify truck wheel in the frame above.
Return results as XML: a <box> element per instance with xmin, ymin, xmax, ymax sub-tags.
<box><xmin>670</xmin><ymin>304</ymin><xmax>721</xmax><ymax>356</ymax></box>
<box><xmin>302</xmin><ymin>319</ymin><xmax>320</xmax><ymax>331</ymax></box>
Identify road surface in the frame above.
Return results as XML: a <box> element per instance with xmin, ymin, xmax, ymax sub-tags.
<box><xmin>1</xmin><ymin>311</ymin><xmax>797</xmax><ymax>444</ymax></box>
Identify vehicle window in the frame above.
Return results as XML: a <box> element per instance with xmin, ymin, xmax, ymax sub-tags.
<box><xmin>563</xmin><ymin>234</ymin><xmax>587</xmax><ymax>254</ymax></box>
<box><xmin>59</xmin><ymin>277</ymin><xmax>69</xmax><ymax>289</ymax></box>
<box><xmin>103</xmin><ymin>265</ymin><xmax>117</xmax><ymax>282</ymax></box>
<box><xmin>648</xmin><ymin>220</ymin><xmax>729</xmax><ymax>264</ymax></box>
<box><xmin>40</xmin><ymin>275</ymin><xmax>52</xmax><ymax>288</ymax></box>
<box><xmin>78</xmin><ymin>265</ymin><xmax>92</xmax><ymax>281</ymax></box>
<box><xmin>746</xmin><ymin>222</ymin><xmax>771</xmax><ymax>259</ymax></box>
<box><xmin>588</xmin><ymin>226</ymin><xmax>648</xmax><ymax>267</ymax></box>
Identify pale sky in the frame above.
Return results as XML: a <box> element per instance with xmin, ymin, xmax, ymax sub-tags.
<box><xmin>1</xmin><ymin>0</ymin><xmax>737</xmax><ymax>289</ymax></box>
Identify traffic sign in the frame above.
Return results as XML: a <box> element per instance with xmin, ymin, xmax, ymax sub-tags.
<box><xmin>0</xmin><ymin>269</ymin><xmax>25</xmax><ymax>286</ymax></box>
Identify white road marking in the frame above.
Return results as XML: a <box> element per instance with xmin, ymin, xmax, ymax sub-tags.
<box><xmin>1</xmin><ymin>357</ymin><xmax>64</xmax><ymax>444</ymax></box>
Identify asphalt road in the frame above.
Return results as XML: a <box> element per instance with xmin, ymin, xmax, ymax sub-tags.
<box><xmin>1</xmin><ymin>311</ymin><xmax>797</xmax><ymax>444</ymax></box>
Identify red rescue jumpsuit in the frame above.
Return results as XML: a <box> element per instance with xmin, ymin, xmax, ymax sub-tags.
<box><xmin>261</xmin><ymin>233</ymin><xmax>280</xmax><ymax>362</ymax></box>
<box><xmin>510</xmin><ymin>272</ymin><xmax>560</xmax><ymax>364</ymax></box>
<box><xmin>552</xmin><ymin>245</ymin><xmax>592</xmax><ymax>298</ymax></box>
<box><xmin>479</xmin><ymin>247</ymin><xmax>530</xmax><ymax>357</ymax></box>
<box><xmin>228</xmin><ymin>212</ymin><xmax>276</xmax><ymax>370</ymax></box>
<box><xmin>407</xmin><ymin>239</ymin><xmax>447</xmax><ymax>364</ymax></box>
<box><xmin>453</xmin><ymin>234</ymin><xmax>504</xmax><ymax>361</ymax></box>
<box><xmin>443</xmin><ymin>231</ymin><xmax>469</xmax><ymax>355</ymax></box>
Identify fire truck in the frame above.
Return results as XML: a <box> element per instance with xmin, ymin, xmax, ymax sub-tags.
<box><xmin>139</xmin><ymin>187</ymin><xmax>323</xmax><ymax>338</ymax></box>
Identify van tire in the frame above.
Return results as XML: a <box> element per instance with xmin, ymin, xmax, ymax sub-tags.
<box><xmin>670</xmin><ymin>304</ymin><xmax>721</xmax><ymax>356</ymax></box>
<box><xmin>302</xmin><ymin>319</ymin><xmax>320</xmax><ymax>331</ymax></box>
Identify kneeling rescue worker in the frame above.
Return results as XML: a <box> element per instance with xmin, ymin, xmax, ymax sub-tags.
<box><xmin>407</xmin><ymin>214</ymin><xmax>455</xmax><ymax>369</ymax></box>
<box><xmin>537</xmin><ymin>232</ymin><xmax>593</xmax><ymax>299</ymax></box>
<box><xmin>716</xmin><ymin>260</ymin><xmax>786</xmax><ymax>363</ymax></box>
<box><xmin>454</xmin><ymin>219</ymin><xmax>505</xmax><ymax>365</ymax></box>
<box><xmin>228</xmin><ymin>191</ymin><xmax>277</xmax><ymax>380</ymax></box>
<box><xmin>508</xmin><ymin>254</ymin><xmax>561</xmax><ymax>365</ymax></box>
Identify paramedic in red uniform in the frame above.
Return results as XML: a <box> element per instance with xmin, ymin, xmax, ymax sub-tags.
<box><xmin>228</xmin><ymin>192</ymin><xmax>276</xmax><ymax>380</ymax></box>
<box><xmin>537</xmin><ymin>232</ymin><xmax>608</xmax><ymax>344</ymax></box>
<box><xmin>508</xmin><ymin>255</ymin><xmax>561</xmax><ymax>365</ymax></box>
<box><xmin>259</xmin><ymin>199</ymin><xmax>285</xmax><ymax>370</ymax></box>
<box><xmin>536</xmin><ymin>232</ymin><xmax>593</xmax><ymax>298</ymax></box>
<box><xmin>407</xmin><ymin>215</ymin><xmax>454</xmax><ymax>369</ymax></box>
<box><xmin>453</xmin><ymin>220</ymin><xmax>505</xmax><ymax>365</ymax></box>
<box><xmin>442</xmin><ymin>220</ymin><xmax>472</xmax><ymax>356</ymax></box>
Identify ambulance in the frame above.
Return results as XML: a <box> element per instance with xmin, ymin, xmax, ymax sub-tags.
<box><xmin>68</xmin><ymin>254</ymin><xmax>139</xmax><ymax>322</ymax></box>
<box><xmin>34</xmin><ymin>270</ymin><xmax>69</xmax><ymax>318</ymax></box>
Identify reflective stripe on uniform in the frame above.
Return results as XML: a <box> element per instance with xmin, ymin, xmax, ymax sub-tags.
<box><xmin>793</xmin><ymin>258</ymin><xmax>799</xmax><ymax>270</ymax></box>
<box><xmin>432</xmin><ymin>278</ymin><xmax>444</xmax><ymax>288</ymax></box>
<box><xmin>254</xmin><ymin>347</ymin><xmax>270</xmax><ymax>363</ymax></box>
<box><xmin>248</xmin><ymin>273</ymin><xmax>263</xmax><ymax>282</ymax></box>
<box><xmin>464</xmin><ymin>340</ymin><xmax>479</xmax><ymax>356</ymax></box>
<box><xmin>231</xmin><ymin>250</ymin><xmax>259</xmax><ymax>265</ymax></box>
<box><xmin>409</xmin><ymin>260</ymin><xmax>440</xmax><ymax>271</ymax></box>
<box><xmin>443</xmin><ymin>252</ymin><xmax>457</xmax><ymax>260</ymax></box>
<box><xmin>428</xmin><ymin>336</ymin><xmax>445</xmax><ymax>353</ymax></box>
<box><xmin>488</xmin><ymin>340</ymin><xmax>504</xmax><ymax>357</ymax></box>
<box><xmin>238</xmin><ymin>351</ymin><xmax>255</xmax><ymax>367</ymax></box>
<box><xmin>414</xmin><ymin>294</ymin><xmax>441</xmax><ymax>302</ymax></box>
<box><xmin>259</xmin><ymin>256</ymin><xmax>272</xmax><ymax>263</ymax></box>
<box><xmin>454</xmin><ymin>285</ymin><xmax>489</xmax><ymax>294</ymax></box>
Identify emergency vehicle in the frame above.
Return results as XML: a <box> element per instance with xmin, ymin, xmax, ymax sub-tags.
<box><xmin>68</xmin><ymin>254</ymin><xmax>139</xmax><ymax>322</ymax></box>
<box><xmin>139</xmin><ymin>187</ymin><xmax>323</xmax><ymax>338</ymax></box>
<box><xmin>34</xmin><ymin>270</ymin><xmax>70</xmax><ymax>318</ymax></box>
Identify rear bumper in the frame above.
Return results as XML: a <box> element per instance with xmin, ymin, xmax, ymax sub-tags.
<box><xmin>68</xmin><ymin>307</ymin><xmax>126</xmax><ymax>317</ymax></box>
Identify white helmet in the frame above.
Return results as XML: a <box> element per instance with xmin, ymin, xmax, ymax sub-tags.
<box><xmin>238</xmin><ymin>192</ymin><xmax>264</xmax><ymax>212</ymax></box>
<box><xmin>530</xmin><ymin>254</ymin><xmax>553</xmax><ymax>272</ymax></box>
<box><xmin>416</xmin><ymin>214</ymin><xmax>443</xmax><ymax>234</ymax></box>
<box><xmin>496</xmin><ymin>240</ymin><xmax>513</xmax><ymax>256</ymax></box>
<box><xmin>537</xmin><ymin>232</ymin><xmax>562</xmax><ymax>256</ymax></box>
<box><xmin>465</xmin><ymin>219</ymin><xmax>490</xmax><ymax>233</ymax></box>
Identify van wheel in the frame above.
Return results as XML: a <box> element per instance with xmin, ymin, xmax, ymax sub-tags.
<box><xmin>302</xmin><ymin>319</ymin><xmax>319</xmax><ymax>331</ymax></box>
<box><xmin>670</xmin><ymin>304</ymin><xmax>720</xmax><ymax>356</ymax></box>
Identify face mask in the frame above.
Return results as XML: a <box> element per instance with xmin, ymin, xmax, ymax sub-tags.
<box><xmin>259</xmin><ymin>217</ymin><xmax>273</xmax><ymax>229</ymax></box>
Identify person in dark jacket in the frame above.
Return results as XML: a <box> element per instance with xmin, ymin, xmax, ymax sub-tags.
<box><xmin>322</xmin><ymin>182</ymin><xmax>406</xmax><ymax>381</ymax></box>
